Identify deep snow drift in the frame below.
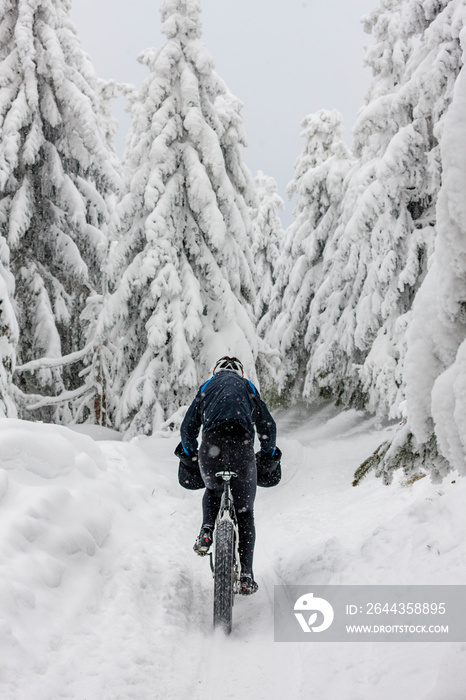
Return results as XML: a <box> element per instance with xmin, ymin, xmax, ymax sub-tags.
<box><xmin>0</xmin><ymin>404</ymin><xmax>465</xmax><ymax>699</ymax></box>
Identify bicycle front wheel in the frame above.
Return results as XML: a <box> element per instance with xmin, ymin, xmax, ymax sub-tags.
<box><xmin>213</xmin><ymin>519</ymin><xmax>235</xmax><ymax>634</ymax></box>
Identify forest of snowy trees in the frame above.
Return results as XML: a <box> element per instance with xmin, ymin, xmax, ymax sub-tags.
<box><xmin>1</xmin><ymin>0</ymin><xmax>466</xmax><ymax>482</ymax></box>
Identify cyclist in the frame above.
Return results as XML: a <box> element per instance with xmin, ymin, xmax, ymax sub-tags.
<box><xmin>180</xmin><ymin>356</ymin><xmax>278</xmax><ymax>595</ymax></box>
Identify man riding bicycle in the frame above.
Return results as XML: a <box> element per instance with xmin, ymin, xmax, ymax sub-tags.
<box><xmin>179</xmin><ymin>356</ymin><xmax>278</xmax><ymax>595</ymax></box>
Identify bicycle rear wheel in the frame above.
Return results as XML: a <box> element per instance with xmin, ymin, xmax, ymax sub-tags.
<box><xmin>213</xmin><ymin>519</ymin><xmax>235</xmax><ymax>634</ymax></box>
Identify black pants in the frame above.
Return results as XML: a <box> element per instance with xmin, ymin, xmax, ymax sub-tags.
<box><xmin>199</xmin><ymin>422</ymin><xmax>257</xmax><ymax>574</ymax></box>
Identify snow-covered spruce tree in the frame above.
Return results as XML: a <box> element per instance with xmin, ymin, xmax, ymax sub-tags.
<box><xmin>261</xmin><ymin>110</ymin><xmax>351</xmax><ymax>404</ymax></box>
<box><xmin>0</xmin><ymin>240</ymin><xmax>18</xmax><ymax>416</ymax></box>
<box><xmin>105</xmin><ymin>0</ymin><xmax>258</xmax><ymax>437</ymax></box>
<box><xmin>251</xmin><ymin>171</ymin><xmax>283</xmax><ymax>324</ymax></box>
<box><xmin>251</xmin><ymin>171</ymin><xmax>284</xmax><ymax>402</ymax></box>
<box><xmin>369</xmin><ymin>27</ymin><xmax>466</xmax><ymax>484</ymax></box>
<box><xmin>0</xmin><ymin>0</ymin><xmax>121</xmax><ymax>417</ymax></box>
<box><xmin>304</xmin><ymin>0</ymin><xmax>466</xmax><ymax>421</ymax></box>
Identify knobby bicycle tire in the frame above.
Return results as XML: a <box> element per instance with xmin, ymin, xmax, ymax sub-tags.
<box><xmin>213</xmin><ymin>519</ymin><xmax>235</xmax><ymax>634</ymax></box>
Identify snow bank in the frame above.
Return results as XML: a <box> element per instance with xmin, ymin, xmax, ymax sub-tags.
<box><xmin>0</xmin><ymin>418</ymin><xmax>180</xmax><ymax>699</ymax></box>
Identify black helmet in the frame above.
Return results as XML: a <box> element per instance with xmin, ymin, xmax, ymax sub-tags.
<box><xmin>213</xmin><ymin>356</ymin><xmax>244</xmax><ymax>377</ymax></box>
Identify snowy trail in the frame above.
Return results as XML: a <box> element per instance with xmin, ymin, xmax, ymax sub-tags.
<box><xmin>1</xmin><ymin>407</ymin><xmax>466</xmax><ymax>699</ymax></box>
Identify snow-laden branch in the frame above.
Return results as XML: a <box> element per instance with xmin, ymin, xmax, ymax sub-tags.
<box><xmin>15</xmin><ymin>342</ymin><xmax>94</xmax><ymax>373</ymax></box>
<box><xmin>24</xmin><ymin>385</ymin><xmax>94</xmax><ymax>411</ymax></box>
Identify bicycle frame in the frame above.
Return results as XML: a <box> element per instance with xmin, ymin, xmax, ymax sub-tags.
<box><xmin>216</xmin><ymin>470</ymin><xmax>237</xmax><ymax>521</ymax></box>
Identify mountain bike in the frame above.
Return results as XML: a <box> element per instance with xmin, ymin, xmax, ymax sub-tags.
<box><xmin>209</xmin><ymin>470</ymin><xmax>240</xmax><ymax>634</ymax></box>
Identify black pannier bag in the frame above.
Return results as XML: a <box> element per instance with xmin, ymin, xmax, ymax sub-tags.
<box><xmin>175</xmin><ymin>442</ymin><xmax>205</xmax><ymax>490</ymax></box>
<box><xmin>255</xmin><ymin>447</ymin><xmax>282</xmax><ymax>488</ymax></box>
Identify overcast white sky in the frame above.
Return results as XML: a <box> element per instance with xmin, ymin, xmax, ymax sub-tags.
<box><xmin>70</xmin><ymin>0</ymin><xmax>379</xmax><ymax>223</ymax></box>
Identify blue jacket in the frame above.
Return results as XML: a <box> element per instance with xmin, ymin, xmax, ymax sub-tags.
<box><xmin>180</xmin><ymin>371</ymin><xmax>276</xmax><ymax>455</ymax></box>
